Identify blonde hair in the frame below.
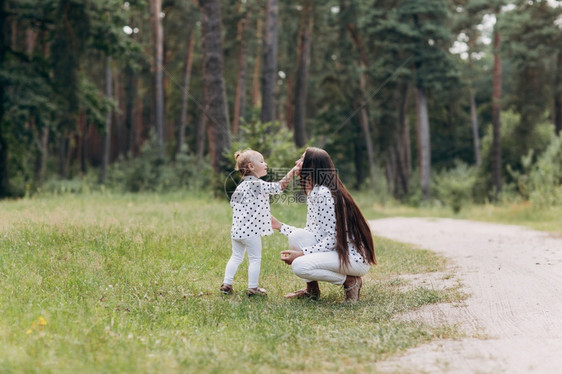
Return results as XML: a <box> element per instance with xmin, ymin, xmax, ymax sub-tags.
<box><xmin>234</xmin><ymin>149</ymin><xmax>260</xmax><ymax>176</ymax></box>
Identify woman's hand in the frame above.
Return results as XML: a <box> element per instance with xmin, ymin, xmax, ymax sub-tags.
<box><xmin>280</xmin><ymin>249</ymin><xmax>304</xmax><ymax>265</ymax></box>
<box><xmin>271</xmin><ymin>215</ymin><xmax>282</xmax><ymax>231</ymax></box>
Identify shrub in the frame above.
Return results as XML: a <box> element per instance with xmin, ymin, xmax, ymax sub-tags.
<box><xmin>108</xmin><ymin>134</ymin><xmax>211</xmax><ymax>193</ymax></box>
<box><xmin>434</xmin><ymin>160</ymin><xmax>476</xmax><ymax>213</ymax></box>
<box><xmin>509</xmin><ymin>134</ymin><xmax>562</xmax><ymax>206</ymax></box>
<box><xmin>475</xmin><ymin>110</ymin><xmax>554</xmax><ymax>202</ymax></box>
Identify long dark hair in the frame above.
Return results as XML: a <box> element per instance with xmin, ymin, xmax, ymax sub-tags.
<box><xmin>300</xmin><ymin>147</ymin><xmax>377</xmax><ymax>268</ymax></box>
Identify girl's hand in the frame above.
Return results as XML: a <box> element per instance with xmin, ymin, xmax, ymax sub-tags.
<box><xmin>294</xmin><ymin>157</ymin><xmax>303</xmax><ymax>176</ymax></box>
<box><xmin>280</xmin><ymin>250</ymin><xmax>304</xmax><ymax>265</ymax></box>
<box><xmin>271</xmin><ymin>215</ymin><xmax>282</xmax><ymax>231</ymax></box>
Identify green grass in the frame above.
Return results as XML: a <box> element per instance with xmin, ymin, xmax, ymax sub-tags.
<box><xmin>0</xmin><ymin>192</ymin><xmax>461</xmax><ymax>373</ymax></box>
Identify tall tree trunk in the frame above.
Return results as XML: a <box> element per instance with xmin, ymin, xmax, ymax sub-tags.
<box><xmin>346</xmin><ymin>22</ymin><xmax>376</xmax><ymax>188</ymax></box>
<box><xmin>467</xmin><ymin>50</ymin><xmax>481</xmax><ymax>167</ymax></box>
<box><xmin>392</xmin><ymin>83</ymin><xmax>411</xmax><ymax>198</ymax></box>
<box><xmin>353</xmin><ymin>119</ymin><xmax>366</xmax><ymax>188</ymax></box>
<box><xmin>113</xmin><ymin>68</ymin><xmax>124</xmax><ymax>160</ymax></box>
<box><xmin>176</xmin><ymin>28</ymin><xmax>195</xmax><ymax>157</ymax></box>
<box><xmin>200</xmin><ymin>0</ymin><xmax>231</xmax><ymax>174</ymax></box>
<box><xmin>233</xmin><ymin>7</ymin><xmax>250</xmax><ymax>134</ymax></box>
<box><xmin>260</xmin><ymin>0</ymin><xmax>279</xmax><ymax>124</ymax></box>
<box><xmin>78</xmin><ymin>110</ymin><xmax>87</xmax><ymax>174</ymax></box>
<box><xmin>470</xmin><ymin>90</ymin><xmax>481</xmax><ymax>166</ymax></box>
<box><xmin>34</xmin><ymin>122</ymin><xmax>49</xmax><ymax>186</ymax></box>
<box><xmin>124</xmin><ymin>64</ymin><xmax>136</xmax><ymax>157</ymax></box>
<box><xmin>358</xmin><ymin>68</ymin><xmax>377</xmax><ymax>188</ymax></box>
<box><xmin>100</xmin><ymin>56</ymin><xmax>112</xmax><ymax>183</ymax></box>
<box><xmin>149</xmin><ymin>0</ymin><xmax>164</xmax><ymax>151</ymax></box>
<box><xmin>554</xmin><ymin>52</ymin><xmax>562</xmax><ymax>136</ymax></box>
<box><xmin>25</xmin><ymin>28</ymin><xmax>37</xmax><ymax>55</ymax></box>
<box><xmin>58</xmin><ymin>132</ymin><xmax>70</xmax><ymax>179</ymax></box>
<box><xmin>415</xmin><ymin>86</ymin><xmax>431</xmax><ymax>200</ymax></box>
<box><xmin>293</xmin><ymin>1</ymin><xmax>313</xmax><ymax>147</ymax></box>
<box><xmin>0</xmin><ymin>0</ymin><xmax>10</xmax><ymax>197</ymax></box>
<box><xmin>284</xmin><ymin>76</ymin><xmax>294</xmax><ymax>130</ymax></box>
<box><xmin>196</xmin><ymin>110</ymin><xmax>206</xmax><ymax>162</ymax></box>
<box><xmin>492</xmin><ymin>27</ymin><xmax>502</xmax><ymax>196</ymax></box>
<box><xmin>252</xmin><ymin>17</ymin><xmax>263</xmax><ymax>109</ymax></box>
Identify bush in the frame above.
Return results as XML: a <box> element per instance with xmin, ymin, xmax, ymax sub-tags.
<box><xmin>475</xmin><ymin>110</ymin><xmax>554</xmax><ymax>202</ymax></box>
<box><xmin>434</xmin><ymin>160</ymin><xmax>476</xmax><ymax>213</ymax></box>
<box><xmin>108</xmin><ymin>135</ymin><xmax>211</xmax><ymax>193</ymax></box>
<box><xmin>509</xmin><ymin>134</ymin><xmax>562</xmax><ymax>206</ymax></box>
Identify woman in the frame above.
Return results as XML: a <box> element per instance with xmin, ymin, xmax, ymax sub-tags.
<box><xmin>271</xmin><ymin>147</ymin><xmax>377</xmax><ymax>302</ymax></box>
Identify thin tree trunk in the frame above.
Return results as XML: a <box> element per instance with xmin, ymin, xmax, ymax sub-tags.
<box><xmin>358</xmin><ymin>67</ymin><xmax>377</xmax><ymax>188</ymax></box>
<box><xmin>78</xmin><ymin>110</ymin><xmax>87</xmax><ymax>174</ymax></box>
<box><xmin>252</xmin><ymin>17</ymin><xmax>263</xmax><ymax>109</ymax></box>
<box><xmin>200</xmin><ymin>0</ymin><xmax>231</xmax><ymax>174</ymax></box>
<box><xmin>150</xmin><ymin>0</ymin><xmax>164</xmax><ymax>151</ymax></box>
<box><xmin>293</xmin><ymin>1</ymin><xmax>313</xmax><ymax>147</ymax></box>
<box><xmin>100</xmin><ymin>56</ymin><xmax>112</xmax><ymax>183</ymax></box>
<box><xmin>115</xmin><ymin>68</ymin><xmax>125</xmax><ymax>160</ymax></box>
<box><xmin>416</xmin><ymin>86</ymin><xmax>431</xmax><ymax>200</ymax></box>
<box><xmin>492</xmin><ymin>27</ymin><xmax>502</xmax><ymax>196</ymax></box>
<box><xmin>554</xmin><ymin>53</ymin><xmax>562</xmax><ymax>136</ymax></box>
<box><xmin>196</xmin><ymin>110</ymin><xmax>206</xmax><ymax>162</ymax></box>
<box><xmin>346</xmin><ymin>22</ymin><xmax>376</xmax><ymax>188</ymax></box>
<box><xmin>233</xmin><ymin>8</ymin><xmax>250</xmax><ymax>134</ymax></box>
<box><xmin>58</xmin><ymin>133</ymin><xmax>70</xmax><ymax>179</ymax></box>
<box><xmin>176</xmin><ymin>29</ymin><xmax>195</xmax><ymax>157</ymax></box>
<box><xmin>34</xmin><ymin>123</ymin><xmax>49</xmax><ymax>185</ymax></box>
<box><xmin>354</xmin><ymin>120</ymin><xmax>366</xmax><ymax>188</ymax></box>
<box><xmin>0</xmin><ymin>0</ymin><xmax>10</xmax><ymax>196</ymax></box>
<box><xmin>393</xmin><ymin>83</ymin><xmax>411</xmax><ymax>198</ymax></box>
<box><xmin>124</xmin><ymin>64</ymin><xmax>136</xmax><ymax>157</ymax></box>
<box><xmin>260</xmin><ymin>0</ymin><xmax>279</xmax><ymax>124</ymax></box>
<box><xmin>25</xmin><ymin>28</ymin><xmax>37</xmax><ymax>55</ymax></box>
<box><xmin>285</xmin><ymin>76</ymin><xmax>294</xmax><ymax>130</ymax></box>
<box><xmin>470</xmin><ymin>90</ymin><xmax>481</xmax><ymax>166</ymax></box>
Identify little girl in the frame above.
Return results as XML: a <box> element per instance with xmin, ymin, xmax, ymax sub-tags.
<box><xmin>220</xmin><ymin>149</ymin><xmax>297</xmax><ymax>296</ymax></box>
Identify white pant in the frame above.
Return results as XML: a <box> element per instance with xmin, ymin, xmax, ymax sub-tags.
<box><xmin>223</xmin><ymin>236</ymin><xmax>262</xmax><ymax>289</ymax></box>
<box><xmin>289</xmin><ymin>229</ymin><xmax>370</xmax><ymax>285</ymax></box>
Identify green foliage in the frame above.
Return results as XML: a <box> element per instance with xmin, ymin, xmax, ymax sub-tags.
<box><xmin>223</xmin><ymin>120</ymin><xmax>304</xmax><ymax>196</ymax></box>
<box><xmin>108</xmin><ymin>134</ymin><xmax>211</xmax><ymax>193</ymax></box>
<box><xmin>508</xmin><ymin>134</ymin><xmax>562</xmax><ymax>206</ymax></box>
<box><xmin>230</xmin><ymin>120</ymin><xmax>304</xmax><ymax>170</ymax></box>
<box><xmin>434</xmin><ymin>160</ymin><xmax>476</xmax><ymax>213</ymax></box>
<box><xmin>475</xmin><ymin>110</ymin><xmax>555</xmax><ymax>201</ymax></box>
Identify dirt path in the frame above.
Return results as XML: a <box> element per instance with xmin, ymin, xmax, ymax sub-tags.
<box><xmin>369</xmin><ymin>217</ymin><xmax>562</xmax><ymax>374</ymax></box>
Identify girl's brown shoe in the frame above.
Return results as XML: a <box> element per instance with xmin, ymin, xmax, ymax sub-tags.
<box><xmin>220</xmin><ymin>283</ymin><xmax>233</xmax><ymax>295</ymax></box>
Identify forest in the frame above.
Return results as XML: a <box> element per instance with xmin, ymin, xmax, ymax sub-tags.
<box><xmin>1</xmin><ymin>0</ymin><xmax>562</xmax><ymax>209</ymax></box>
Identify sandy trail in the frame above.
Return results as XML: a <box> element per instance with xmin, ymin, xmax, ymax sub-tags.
<box><xmin>370</xmin><ymin>217</ymin><xmax>562</xmax><ymax>374</ymax></box>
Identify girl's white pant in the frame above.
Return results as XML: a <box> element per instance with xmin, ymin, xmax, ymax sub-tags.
<box><xmin>223</xmin><ymin>236</ymin><xmax>262</xmax><ymax>289</ymax></box>
<box><xmin>288</xmin><ymin>229</ymin><xmax>370</xmax><ymax>285</ymax></box>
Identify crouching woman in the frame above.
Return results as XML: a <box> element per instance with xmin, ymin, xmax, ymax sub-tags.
<box><xmin>271</xmin><ymin>147</ymin><xmax>377</xmax><ymax>302</ymax></box>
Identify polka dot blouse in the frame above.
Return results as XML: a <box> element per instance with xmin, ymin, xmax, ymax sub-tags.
<box><xmin>230</xmin><ymin>176</ymin><xmax>282</xmax><ymax>239</ymax></box>
<box><xmin>280</xmin><ymin>185</ymin><xmax>366</xmax><ymax>264</ymax></box>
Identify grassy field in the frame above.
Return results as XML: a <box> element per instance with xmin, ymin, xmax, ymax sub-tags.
<box><xmin>0</xmin><ymin>191</ymin><xmax>463</xmax><ymax>373</ymax></box>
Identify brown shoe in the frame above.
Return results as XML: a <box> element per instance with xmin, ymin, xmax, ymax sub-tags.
<box><xmin>343</xmin><ymin>276</ymin><xmax>362</xmax><ymax>302</ymax></box>
<box><xmin>284</xmin><ymin>281</ymin><xmax>320</xmax><ymax>300</ymax></box>
<box><xmin>220</xmin><ymin>283</ymin><xmax>233</xmax><ymax>295</ymax></box>
<box><xmin>246</xmin><ymin>287</ymin><xmax>268</xmax><ymax>296</ymax></box>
